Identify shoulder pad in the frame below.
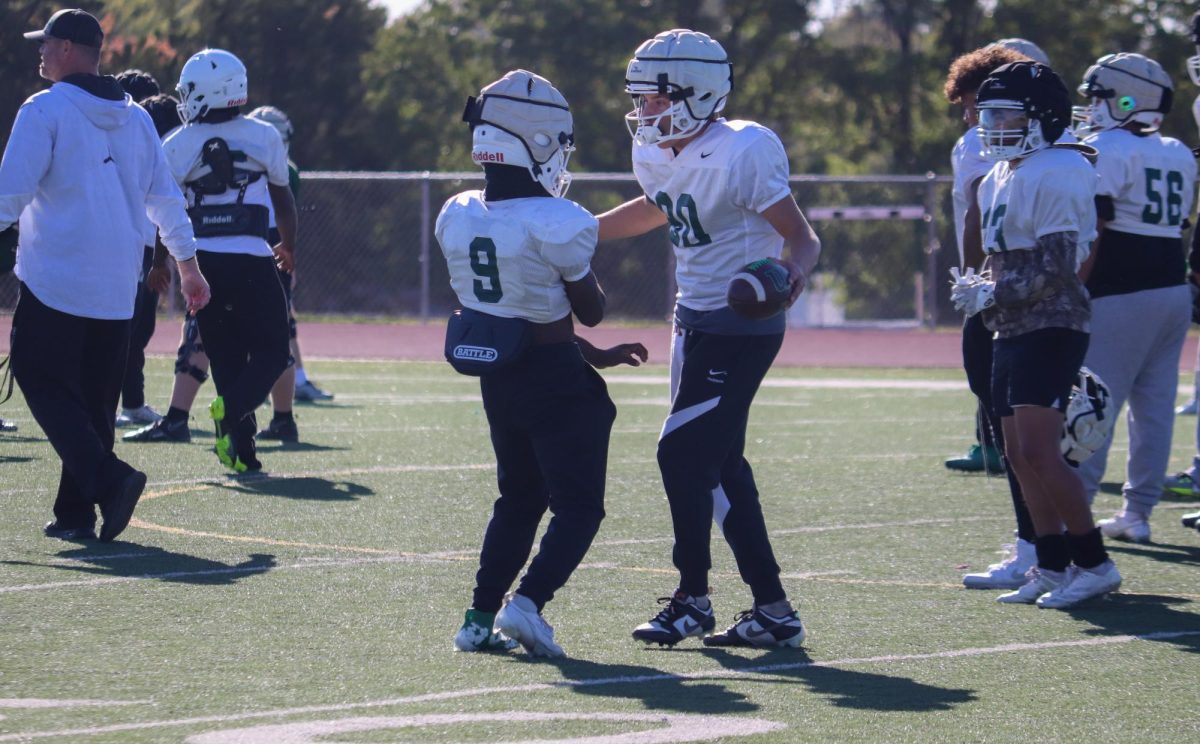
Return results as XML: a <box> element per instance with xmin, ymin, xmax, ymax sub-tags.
<box><xmin>1051</xmin><ymin>142</ymin><xmax>1099</xmax><ymax>164</ymax></box>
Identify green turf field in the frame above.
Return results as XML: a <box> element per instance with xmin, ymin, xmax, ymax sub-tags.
<box><xmin>1</xmin><ymin>359</ymin><xmax>1198</xmax><ymax>743</ymax></box>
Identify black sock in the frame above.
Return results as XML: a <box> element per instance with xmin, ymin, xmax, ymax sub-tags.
<box><xmin>1067</xmin><ymin>527</ymin><xmax>1108</xmax><ymax>570</ymax></box>
<box><xmin>166</xmin><ymin>406</ymin><xmax>188</xmax><ymax>424</ymax></box>
<box><xmin>1034</xmin><ymin>533</ymin><xmax>1071</xmax><ymax>572</ymax></box>
<box><xmin>272</xmin><ymin>410</ymin><xmax>294</xmax><ymax>423</ymax></box>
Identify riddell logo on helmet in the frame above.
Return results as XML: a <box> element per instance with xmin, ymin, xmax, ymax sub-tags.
<box><xmin>228</xmin><ymin>96</ymin><xmax>248</xmax><ymax>106</ymax></box>
<box><xmin>472</xmin><ymin>151</ymin><xmax>505</xmax><ymax>163</ymax></box>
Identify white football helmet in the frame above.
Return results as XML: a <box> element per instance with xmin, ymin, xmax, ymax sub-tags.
<box><xmin>624</xmin><ymin>29</ymin><xmax>732</xmax><ymax>146</ymax></box>
<box><xmin>1061</xmin><ymin>367</ymin><xmax>1113</xmax><ymax>465</ymax></box>
<box><xmin>1074</xmin><ymin>53</ymin><xmax>1173</xmax><ymax>136</ymax></box>
<box><xmin>990</xmin><ymin>38</ymin><xmax>1050</xmax><ymax>66</ymax></box>
<box><xmin>248</xmin><ymin>105</ymin><xmax>293</xmax><ymax>150</ymax></box>
<box><xmin>464</xmin><ymin>69</ymin><xmax>574</xmax><ymax>198</ymax></box>
<box><xmin>176</xmin><ymin>49</ymin><xmax>249</xmax><ymax>124</ymax></box>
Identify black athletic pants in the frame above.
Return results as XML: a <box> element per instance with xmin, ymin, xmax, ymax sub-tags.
<box><xmin>193</xmin><ymin>251</ymin><xmax>290</xmax><ymax>435</ymax></box>
<box><xmin>121</xmin><ymin>246</ymin><xmax>158</xmax><ymax>410</ymax></box>
<box><xmin>659</xmin><ymin>328</ymin><xmax>785</xmax><ymax>605</ymax></box>
<box><xmin>962</xmin><ymin>313</ymin><xmax>1036</xmax><ymax>542</ymax></box>
<box><xmin>11</xmin><ymin>284</ymin><xmax>135</xmax><ymax>529</ymax></box>
<box><xmin>472</xmin><ymin>343</ymin><xmax>617</xmax><ymax>613</ymax></box>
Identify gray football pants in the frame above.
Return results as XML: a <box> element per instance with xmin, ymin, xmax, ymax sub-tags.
<box><xmin>1078</xmin><ymin>285</ymin><xmax>1191</xmax><ymax>515</ymax></box>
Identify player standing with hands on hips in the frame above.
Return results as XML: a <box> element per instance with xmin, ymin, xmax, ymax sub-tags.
<box><xmin>597</xmin><ymin>29</ymin><xmax>820</xmax><ymax>649</ymax></box>
<box><xmin>0</xmin><ymin>8</ymin><xmax>209</xmax><ymax>542</ymax></box>
<box><xmin>952</xmin><ymin>61</ymin><xmax>1121</xmax><ymax>608</ymax></box>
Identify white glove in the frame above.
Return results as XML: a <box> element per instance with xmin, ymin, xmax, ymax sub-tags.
<box><xmin>948</xmin><ymin>267</ymin><xmax>996</xmax><ymax>317</ymax></box>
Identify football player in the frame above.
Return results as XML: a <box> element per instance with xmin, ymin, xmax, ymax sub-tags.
<box><xmin>943</xmin><ymin>42</ymin><xmax>1040</xmax><ymax>590</ymax></box>
<box><xmin>1069</xmin><ymin>53</ymin><xmax>1193</xmax><ymax>545</ymax></box>
<box><xmin>162</xmin><ymin>49</ymin><xmax>296</xmax><ymax>472</ymax></box>
<box><xmin>597</xmin><ymin>29</ymin><xmax>820</xmax><ymax>648</ymax></box>
<box><xmin>954</xmin><ymin>61</ymin><xmax>1121</xmax><ymax>608</ymax></box>
<box><xmin>443</xmin><ymin>70</ymin><xmax>647</xmax><ymax>658</ymax></box>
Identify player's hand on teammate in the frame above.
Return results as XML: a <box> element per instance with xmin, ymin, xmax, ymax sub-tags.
<box><xmin>176</xmin><ymin>258</ymin><xmax>211</xmax><ymax>313</ymax></box>
<box><xmin>273</xmin><ymin>243</ymin><xmax>295</xmax><ymax>273</ymax></box>
<box><xmin>588</xmin><ymin>342</ymin><xmax>649</xmax><ymax>369</ymax></box>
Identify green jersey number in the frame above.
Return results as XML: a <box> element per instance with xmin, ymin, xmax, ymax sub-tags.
<box><xmin>469</xmin><ymin>237</ymin><xmax>503</xmax><ymax>303</ymax></box>
<box><xmin>655</xmin><ymin>191</ymin><xmax>712</xmax><ymax>248</ymax></box>
<box><xmin>981</xmin><ymin>203</ymin><xmax>1007</xmax><ymax>252</ymax></box>
<box><xmin>1142</xmin><ymin>168</ymin><xmax>1185</xmax><ymax>227</ymax></box>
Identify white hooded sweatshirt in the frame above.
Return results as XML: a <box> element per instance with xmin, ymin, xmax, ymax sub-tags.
<box><xmin>0</xmin><ymin>75</ymin><xmax>197</xmax><ymax>320</ymax></box>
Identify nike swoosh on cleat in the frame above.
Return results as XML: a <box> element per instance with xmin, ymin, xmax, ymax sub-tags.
<box><xmin>680</xmin><ymin>619</ymin><xmax>701</xmax><ymax>634</ymax></box>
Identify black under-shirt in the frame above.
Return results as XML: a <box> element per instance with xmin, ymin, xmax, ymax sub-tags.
<box><xmin>1085</xmin><ymin>228</ymin><xmax>1186</xmax><ymax>299</ymax></box>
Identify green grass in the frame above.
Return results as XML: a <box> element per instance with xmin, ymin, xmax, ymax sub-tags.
<box><xmin>1</xmin><ymin>359</ymin><xmax>1198</xmax><ymax>743</ymax></box>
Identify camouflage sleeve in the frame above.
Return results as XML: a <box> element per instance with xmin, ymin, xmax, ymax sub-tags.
<box><xmin>992</xmin><ymin>231</ymin><xmax>1080</xmax><ymax>309</ymax></box>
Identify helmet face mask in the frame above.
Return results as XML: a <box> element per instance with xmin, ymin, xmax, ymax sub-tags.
<box><xmin>176</xmin><ymin>49</ymin><xmax>248</xmax><ymax>124</ymax></box>
<box><xmin>1189</xmin><ymin>54</ymin><xmax>1200</xmax><ymax>87</ymax></box>
<box><xmin>978</xmin><ymin>101</ymin><xmax>1048</xmax><ymax>161</ymax></box>
<box><xmin>623</xmin><ymin>29</ymin><xmax>732</xmax><ymax>146</ymax></box>
<box><xmin>464</xmin><ymin>70</ymin><xmax>575</xmax><ymax>198</ymax></box>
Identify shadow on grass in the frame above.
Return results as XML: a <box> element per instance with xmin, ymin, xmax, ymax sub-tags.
<box><xmin>537</xmin><ymin>655</ymin><xmax>758</xmax><ymax>715</ymax></box>
<box><xmin>216</xmin><ymin>476</ymin><xmax>373</xmax><ymax>501</ymax></box>
<box><xmin>0</xmin><ymin>454</ymin><xmax>35</xmax><ymax>464</ymax></box>
<box><xmin>1107</xmin><ymin>539</ymin><xmax>1200</xmax><ymax>568</ymax></box>
<box><xmin>1067</xmin><ymin>592</ymin><xmax>1200</xmax><ymax>655</ymax></box>
<box><xmin>254</xmin><ymin>441</ymin><xmax>348</xmax><ymax>454</ymax></box>
<box><xmin>3</xmin><ymin>547</ymin><xmax>277</xmax><ymax>586</ymax></box>
<box><xmin>699</xmin><ymin>647</ymin><xmax>977</xmax><ymax>712</ymax></box>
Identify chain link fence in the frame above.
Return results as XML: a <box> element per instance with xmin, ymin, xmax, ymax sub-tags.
<box><xmin>0</xmin><ymin>172</ymin><xmax>958</xmax><ymax>326</ymax></box>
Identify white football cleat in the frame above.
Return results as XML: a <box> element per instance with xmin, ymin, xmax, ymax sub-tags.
<box><xmin>1097</xmin><ymin>512</ymin><xmax>1151</xmax><ymax>544</ymax></box>
<box><xmin>1176</xmin><ymin>399</ymin><xmax>1198</xmax><ymax>415</ymax></box>
<box><xmin>115</xmin><ymin>405</ymin><xmax>162</xmax><ymax>427</ymax></box>
<box><xmin>495</xmin><ymin>594</ymin><xmax>564</xmax><ymax>658</ymax></box>
<box><xmin>996</xmin><ymin>567</ymin><xmax>1065</xmax><ymax>604</ymax></box>
<box><xmin>963</xmin><ymin>539</ymin><xmax>1036</xmax><ymax>589</ymax></box>
<box><xmin>1037</xmin><ymin>562</ymin><xmax>1121</xmax><ymax>609</ymax></box>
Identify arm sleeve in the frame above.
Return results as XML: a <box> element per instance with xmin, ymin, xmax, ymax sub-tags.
<box><xmin>538</xmin><ymin>209</ymin><xmax>597</xmax><ymax>282</ymax></box>
<box><xmin>143</xmin><ymin>124</ymin><xmax>197</xmax><ymax>262</ymax></box>
<box><xmin>730</xmin><ymin>130</ymin><xmax>792</xmax><ymax>214</ymax></box>
<box><xmin>0</xmin><ymin>102</ymin><xmax>53</xmax><ymax>230</ymax></box>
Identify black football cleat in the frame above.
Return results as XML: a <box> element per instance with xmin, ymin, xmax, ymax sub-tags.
<box><xmin>632</xmin><ymin>590</ymin><xmax>715</xmax><ymax>646</ymax></box>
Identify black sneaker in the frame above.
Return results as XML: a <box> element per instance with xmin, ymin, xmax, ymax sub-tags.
<box><xmin>256</xmin><ymin>417</ymin><xmax>298</xmax><ymax>443</ymax></box>
<box><xmin>703</xmin><ymin>606</ymin><xmax>806</xmax><ymax>649</ymax></box>
<box><xmin>0</xmin><ymin>418</ymin><xmax>16</xmax><ymax>432</ymax></box>
<box><xmin>123</xmin><ymin>417</ymin><xmax>191</xmax><ymax>443</ymax></box>
<box><xmin>98</xmin><ymin>469</ymin><xmax>147</xmax><ymax>542</ymax></box>
<box><xmin>44</xmin><ymin>521</ymin><xmax>97</xmax><ymax>540</ymax></box>
<box><xmin>632</xmin><ymin>590</ymin><xmax>715</xmax><ymax>646</ymax></box>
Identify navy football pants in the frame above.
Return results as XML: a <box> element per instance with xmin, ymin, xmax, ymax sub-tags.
<box><xmin>660</xmin><ymin>328</ymin><xmax>785</xmax><ymax>605</ymax></box>
<box><xmin>472</xmin><ymin>342</ymin><xmax>617</xmax><ymax>613</ymax></box>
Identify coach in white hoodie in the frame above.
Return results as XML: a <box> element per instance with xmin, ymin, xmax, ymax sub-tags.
<box><xmin>0</xmin><ymin>9</ymin><xmax>210</xmax><ymax>543</ymax></box>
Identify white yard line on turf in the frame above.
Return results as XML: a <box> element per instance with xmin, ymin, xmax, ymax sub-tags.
<box><xmin>1</xmin><ymin>631</ymin><xmax>1196</xmax><ymax>742</ymax></box>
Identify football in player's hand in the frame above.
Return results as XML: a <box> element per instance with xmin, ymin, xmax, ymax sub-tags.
<box><xmin>726</xmin><ymin>257</ymin><xmax>792</xmax><ymax>320</ymax></box>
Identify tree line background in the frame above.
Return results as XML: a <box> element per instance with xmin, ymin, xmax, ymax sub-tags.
<box><xmin>1</xmin><ymin>0</ymin><xmax>1197</xmax><ymax>321</ymax></box>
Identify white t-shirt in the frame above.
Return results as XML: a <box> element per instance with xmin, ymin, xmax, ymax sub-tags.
<box><xmin>436</xmin><ymin>191</ymin><xmax>596</xmax><ymax>324</ymax></box>
<box><xmin>632</xmin><ymin>119</ymin><xmax>792</xmax><ymax>312</ymax></box>
<box><xmin>951</xmin><ymin>127</ymin><xmax>993</xmax><ymax>265</ymax></box>
<box><xmin>978</xmin><ymin>146</ymin><xmax>1098</xmax><ymax>268</ymax></box>
<box><xmin>1085</xmin><ymin>128</ymin><xmax>1196</xmax><ymax>239</ymax></box>
<box><xmin>162</xmin><ymin>116</ymin><xmax>289</xmax><ymax>257</ymax></box>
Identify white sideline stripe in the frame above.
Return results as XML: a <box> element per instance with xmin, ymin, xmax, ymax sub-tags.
<box><xmin>0</xmin><ymin>699</ymin><xmax>148</xmax><ymax>709</ymax></box>
<box><xmin>0</xmin><ymin>554</ymin><xmax>450</xmax><ymax>594</ymax></box>
<box><xmin>603</xmin><ymin>375</ymin><xmax>969</xmax><ymax>392</ymax></box>
<box><xmin>3</xmin><ymin>631</ymin><xmax>1196</xmax><ymax>741</ymax></box>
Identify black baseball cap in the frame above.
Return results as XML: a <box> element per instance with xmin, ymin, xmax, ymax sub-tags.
<box><xmin>24</xmin><ymin>9</ymin><xmax>104</xmax><ymax>48</ymax></box>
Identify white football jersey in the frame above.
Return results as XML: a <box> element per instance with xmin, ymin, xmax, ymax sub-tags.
<box><xmin>162</xmin><ymin>116</ymin><xmax>290</xmax><ymax>257</ymax></box>
<box><xmin>951</xmin><ymin>127</ymin><xmax>993</xmax><ymax>265</ymax></box>
<box><xmin>1085</xmin><ymin>129</ymin><xmax>1196</xmax><ymax>239</ymax></box>
<box><xmin>977</xmin><ymin>146</ymin><xmax>1098</xmax><ymax>267</ymax></box>
<box><xmin>436</xmin><ymin>191</ymin><xmax>596</xmax><ymax>323</ymax></box>
<box><xmin>632</xmin><ymin>119</ymin><xmax>792</xmax><ymax>311</ymax></box>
